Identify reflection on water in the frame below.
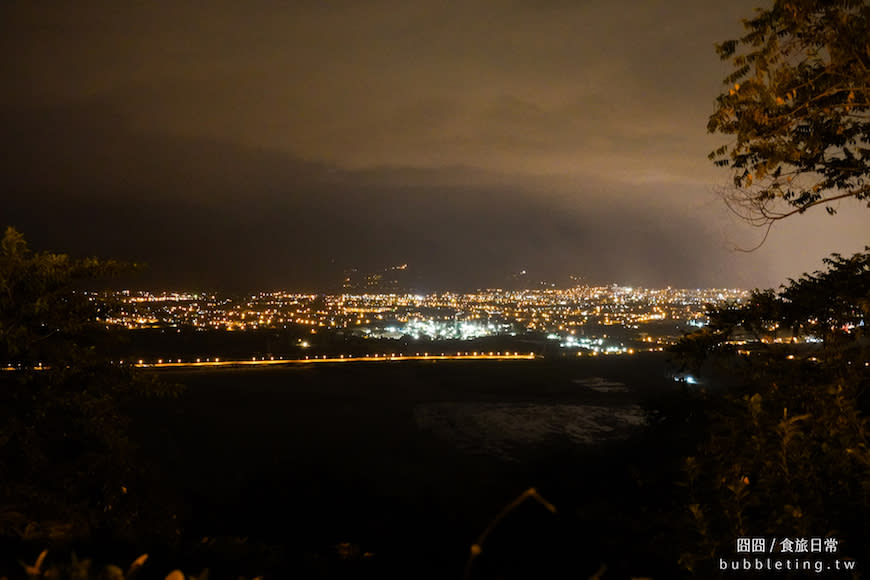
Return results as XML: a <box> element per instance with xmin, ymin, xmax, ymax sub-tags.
<box><xmin>571</xmin><ymin>376</ymin><xmax>630</xmax><ymax>393</ymax></box>
<box><xmin>414</xmin><ymin>397</ymin><xmax>646</xmax><ymax>461</ymax></box>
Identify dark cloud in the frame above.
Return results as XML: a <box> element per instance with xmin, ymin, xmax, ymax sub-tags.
<box><xmin>1</xmin><ymin>101</ymin><xmax>741</xmax><ymax>291</ymax></box>
<box><xmin>2</xmin><ymin>1</ymin><xmax>867</xmax><ymax>291</ymax></box>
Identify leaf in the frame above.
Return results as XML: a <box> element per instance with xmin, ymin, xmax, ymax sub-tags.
<box><xmin>127</xmin><ymin>553</ymin><xmax>148</xmax><ymax>579</ymax></box>
<box><xmin>19</xmin><ymin>550</ymin><xmax>48</xmax><ymax>578</ymax></box>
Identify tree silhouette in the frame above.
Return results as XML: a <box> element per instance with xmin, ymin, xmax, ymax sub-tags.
<box><xmin>708</xmin><ymin>0</ymin><xmax>870</xmax><ymax>238</ymax></box>
<box><xmin>672</xmin><ymin>248</ymin><xmax>870</xmax><ymax>574</ymax></box>
<box><xmin>0</xmin><ymin>227</ymin><xmax>179</xmax><ymax>543</ymax></box>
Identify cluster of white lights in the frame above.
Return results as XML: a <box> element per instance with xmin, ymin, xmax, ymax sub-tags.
<box><xmin>363</xmin><ymin>319</ymin><xmax>511</xmax><ymax>340</ymax></box>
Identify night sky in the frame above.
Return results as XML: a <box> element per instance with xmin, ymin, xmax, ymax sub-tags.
<box><xmin>3</xmin><ymin>1</ymin><xmax>868</xmax><ymax>292</ymax></box>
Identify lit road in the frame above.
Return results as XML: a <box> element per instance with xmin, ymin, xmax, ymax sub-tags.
<box><xmin>134</xmin><ymin>352</ymin><xmax>538</xmax><ymax>369</ymax></box>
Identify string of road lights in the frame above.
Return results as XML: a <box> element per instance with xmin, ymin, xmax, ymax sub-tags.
<box><xmin>134</xmin><ymin>351</ymin><xmax>537</xmax><ymax>368</ymax></box>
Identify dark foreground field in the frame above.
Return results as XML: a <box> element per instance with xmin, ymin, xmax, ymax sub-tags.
<box><xmin>122</xmin><ymin>353</ymin><xmax>695</xmax><ymax>578</ymax></box>
<box><xmin>14</xmin><ymin>353</ymin><xmax>699</xmax><ymax>579</ymax></box>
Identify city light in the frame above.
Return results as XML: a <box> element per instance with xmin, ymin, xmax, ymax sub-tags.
<box><xmin>86</xmin><ymin>286</ymin><xmax>754</xmax><ymax>359</ymax></box>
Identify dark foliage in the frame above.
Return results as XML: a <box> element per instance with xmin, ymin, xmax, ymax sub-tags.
<box><xmin>708</xmin><ymin>0</ymin><xmax>870</xmax><ymax>229</ymax></box>
<box><xmin>0</xmin><ymin>227</ymin><xmax>182</xmax><ymax>549</ymax></box>
<box><xmin>671</xmin><ymin>249</ymin><xmax>870</xmax><ymax>574</ymax></box>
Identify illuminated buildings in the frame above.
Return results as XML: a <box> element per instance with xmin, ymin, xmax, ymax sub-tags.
<box><xmin>94</xmin><ymin>285</ymin><xmax>749</xmax><ymax>354</ymax></box>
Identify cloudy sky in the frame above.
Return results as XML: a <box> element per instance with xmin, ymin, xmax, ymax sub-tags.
<box><xmin>2</xmin><ymin>0</ymin><xmax>867</xmax><ymax>291</ymax></box>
